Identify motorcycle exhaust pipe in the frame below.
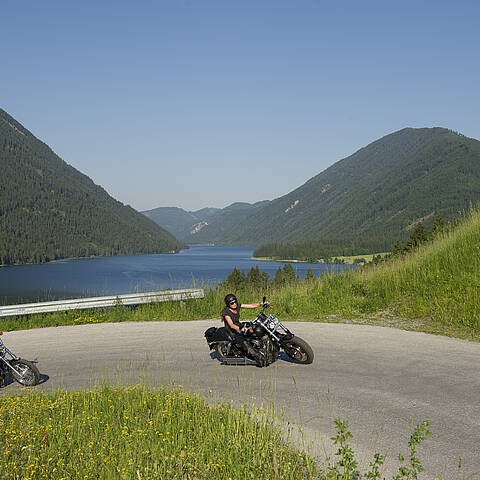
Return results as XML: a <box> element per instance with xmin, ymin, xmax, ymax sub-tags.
<box><xmin>220</xmin><ymin>357</ymin><xmax>258</xmax><ymax>365</ymax></box>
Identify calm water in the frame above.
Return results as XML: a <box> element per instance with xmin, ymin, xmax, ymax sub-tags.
<box><xmin>0</xmin><ymin>245</ymin><xmax>352</xmax><ymax>305</ymax></box>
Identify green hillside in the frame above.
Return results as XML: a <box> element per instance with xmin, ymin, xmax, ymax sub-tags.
<box><xmin>310</xmin><ymin>203</ymin><xmax>480</xmax><ymax>335</ymax></box>
<box><xmin>0</xmin><ymin>109</ymin><xmax>184</xmax><ymax>265</ymax></box>
<box><xmin>221</xmin><ymin>128</ymin><xmax>480</xmax><ymax>250</ymax></box>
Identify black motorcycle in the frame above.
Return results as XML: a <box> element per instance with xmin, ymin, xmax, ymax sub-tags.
<box><xmin>205</xmin><ymin>297</ymin><xmax>314</xmax><ymax>367</ymax></box>
<box><xmin>0</xmin><ymin>331</ymin><xmax>40</xmax><ymax>387</ymax></box>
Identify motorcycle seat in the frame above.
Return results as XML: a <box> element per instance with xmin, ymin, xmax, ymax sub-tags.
<box><xmin>204</xmin><ymin>326</ymin><xmax>233</xmax><ymax>342</ymax></box>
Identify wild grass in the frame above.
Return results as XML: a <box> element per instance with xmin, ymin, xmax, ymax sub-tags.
<box><xmin>0</xmin><ymin>385</ymin><xmax>317</xmax><ymax>480</ymax></box>
<box><xmin>313</xmin><ymin>205</ymin><xmax>480</xmax><ymax>335</ymax></box>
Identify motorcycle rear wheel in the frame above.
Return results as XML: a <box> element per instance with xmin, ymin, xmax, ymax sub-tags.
<box><xmin>283</xmin><ymin>337</ymin><xmax>314</xmax><ymax>364</ymax></box>
<box><xmin>10</xmin><ymin>359</ymin><xmax>40</xmax><ymax>386</ymax></box>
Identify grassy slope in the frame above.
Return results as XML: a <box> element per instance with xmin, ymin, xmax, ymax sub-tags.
<box><xmin>364</xmin><ymin>209</ymin><xmax>479</xmax><ymax>327</ymax></box>
<box><xmin>307</xmin><ymin>206</ymin><xmax>480</xmax><ymax>337</ymax></box>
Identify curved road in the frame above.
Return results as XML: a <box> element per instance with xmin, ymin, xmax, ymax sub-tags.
<box><xmin>2</xmin><ymin>321</ymin><xmax>479</xmax><ymax>479</ymax></box>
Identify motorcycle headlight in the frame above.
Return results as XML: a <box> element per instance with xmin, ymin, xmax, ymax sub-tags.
<box><xmin>268</xmin><ymin>321</ymin><xmax>276</xmax><ymax>330</ymax></box>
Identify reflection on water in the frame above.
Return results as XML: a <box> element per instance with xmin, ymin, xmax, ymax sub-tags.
<box><xmin>0</xmin><ymin>245</ymin><xmax>353</xmax><ymax>305</ymax></box>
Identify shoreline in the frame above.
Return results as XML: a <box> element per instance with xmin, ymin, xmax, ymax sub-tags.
<box><xmin>252</xmin><ymin>256</ymin><xmax>314</xmax><ymax>263</ymax></box>
<box><xmin>252</xmin><ymin>252</ymin><xmax>388</xmax><ymax>265</ymax></box>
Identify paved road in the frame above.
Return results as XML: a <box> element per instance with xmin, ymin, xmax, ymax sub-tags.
<box><xmin>2</xmin><ymin>321</ymin><xmax>479</xmax><ymax>479</ymax></box>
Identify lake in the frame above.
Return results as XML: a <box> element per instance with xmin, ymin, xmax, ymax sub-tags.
<box><xmin>0</xmin><ymin>245</ymin><xmax>352</xmax><ymax>305</ymax></box>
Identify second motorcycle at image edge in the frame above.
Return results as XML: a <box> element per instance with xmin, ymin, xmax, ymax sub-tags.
<box><xmin>0</xmin><ymin>331</ymin><xmax>40</xmax><ymax>387</ymax></box>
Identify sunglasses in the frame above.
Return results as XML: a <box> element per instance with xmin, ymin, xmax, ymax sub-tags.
<box><xmin>229</xmin><ymin>300</ymin><xmax>237</xmax><ymax>305</ymax></box>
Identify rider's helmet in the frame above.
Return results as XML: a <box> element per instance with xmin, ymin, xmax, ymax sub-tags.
<box><xmin>224</xmin><ymin>293</ymin><xmax>238</xmax><ymax>307</ymax></box>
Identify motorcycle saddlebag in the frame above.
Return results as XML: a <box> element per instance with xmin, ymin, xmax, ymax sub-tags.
<box><xmin>204</xmin><ymin>326</ymin><xmax>232</xmax><ymax>343</ymax></box>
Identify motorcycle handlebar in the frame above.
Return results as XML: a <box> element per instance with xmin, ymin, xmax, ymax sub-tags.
<box><xmin>261</xmin><ymin>296</ymin><xmax>274</xmax><ymax>309</ymax></box>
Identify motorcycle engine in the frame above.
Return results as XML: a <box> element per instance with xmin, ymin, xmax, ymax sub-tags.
<box><xmin>250</xmin><ymin>338</ymin><xmax>262</xmax><ymax>348</ymax></box>
<box><xmin>254</xmin><ymin>324</ymin><xmax>264</xmax><ymax>336</ymax></box>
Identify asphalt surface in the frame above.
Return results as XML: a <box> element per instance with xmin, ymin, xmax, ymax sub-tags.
<box><xmin>2</xmin><ymin>320</ymin><xmax>479</xmax><ymax>479</ymax></box>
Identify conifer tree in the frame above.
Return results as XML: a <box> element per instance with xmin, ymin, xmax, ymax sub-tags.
<box><xmin>304</xmin><ymin>268</ymin><xmax>316</xmax><ymax>282</ymax></box>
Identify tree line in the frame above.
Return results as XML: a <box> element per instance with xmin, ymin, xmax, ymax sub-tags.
<box><xmin>253</xmin><ymin>235</ymin><xmax>396</xmax><ymax>263</ymax></box>
<box><xmin>219</xmin><ymin>263</ymin><xmax>317</xmax><ymax>293</ymax></box>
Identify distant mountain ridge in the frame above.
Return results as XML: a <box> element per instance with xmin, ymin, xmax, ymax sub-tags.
<box><xmin>146</xmin><ymin>127</ymin><xmax>480</xmax><ymax>252</ymax></box>
<box><xmin>142</xmin><ymin>206</ymin><xmax>220</xmax><ymax>240</ymax></box>
<box><xmin>143</xmin><ymin>201</ymin><xmax>270</xmax><ymax>243</ymax></box>
<box><xmin>0</xmin><ymin>108</ymin><xmax>184</xmax><ymax>264</ymax></box>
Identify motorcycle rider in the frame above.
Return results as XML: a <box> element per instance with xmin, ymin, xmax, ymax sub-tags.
<box><xmin>221</xmin><ymin>293</ymin><xmax>265</xmax><ymax>366</ymax></box>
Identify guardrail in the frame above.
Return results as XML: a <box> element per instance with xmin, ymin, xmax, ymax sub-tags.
<box><xmin>0</xmin><ymin>288</ymin><xmax>204</xmax><ymax>318</ymax></box>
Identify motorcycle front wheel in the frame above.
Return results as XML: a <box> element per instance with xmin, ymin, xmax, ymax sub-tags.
<box><xmin>10</xmin><ymin>359</ymin><xmax>40</xmax><ymax>386</ymax></box>
<box><xmin>283</xmin><ymin>337</ymin><xmax>314</xmax><ymax>364</ymax></box>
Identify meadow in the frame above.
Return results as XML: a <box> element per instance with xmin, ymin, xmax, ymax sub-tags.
<box><xmin>0</xmin><ymin>385</ymin><xmax>318</xmax><ymax>479</ymax></box>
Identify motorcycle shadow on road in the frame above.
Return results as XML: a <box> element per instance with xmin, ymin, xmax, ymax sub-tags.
<box><xmin>1</xmin><ymin>373</ymin><xmax>49</xmax><ymax>388</ymax></box>
<box><xmin>209</xmin><ymin>351</ymin><xmax>297</xmax><ymax>366</ymax></box>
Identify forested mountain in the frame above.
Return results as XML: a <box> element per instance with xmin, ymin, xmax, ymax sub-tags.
<box><xmin>0</xmin><ymin>108</ymin><xmax>184</xmax><ymax>265</ymax></box>
<box><xmin>219</xmin><ymin>128</ymin><xmax>480</xmax><ymax>250</ymax></box>
<box><xmin>143</xmin><ymin>201</ymin><xmax>269</xmax><ymax>243</ymax></box>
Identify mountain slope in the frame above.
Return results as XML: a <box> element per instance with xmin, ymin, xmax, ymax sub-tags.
<box><xmin>220</xmin><ymin>128</ymin><xmax>480</xmax><ymax>247</ymax></box>
<box><xmin>0</xmin><ymin>108</ymin><xmax>184</xmax><ymax>264</ymax></box>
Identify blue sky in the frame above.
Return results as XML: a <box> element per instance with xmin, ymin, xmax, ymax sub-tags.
<box><xmin>2</xmin><ymin>1</ymin><xmax>479</xmax><ymax>211</ymax></box>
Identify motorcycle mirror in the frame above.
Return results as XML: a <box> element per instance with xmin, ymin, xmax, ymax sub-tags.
<box><xmin>263</xmin><ymin>296</ymin><xmax>266</xmax><ymax>303</ymax></box>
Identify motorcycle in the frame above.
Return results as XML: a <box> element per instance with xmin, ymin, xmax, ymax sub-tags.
<box><xmin>0</xmin><ymin>331</ymin><xmax>40</xmax><ymax>387</ymax></box>
<box><xmin>204</xmin><ymin>297</ymin><xmax>314</xmax><ymax>367</ymax></box>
